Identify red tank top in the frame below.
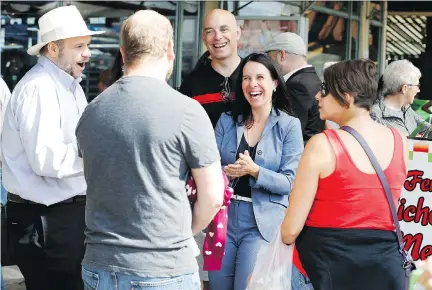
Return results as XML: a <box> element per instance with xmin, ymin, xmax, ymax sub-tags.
<box><xmin>305</xmin><ymin>128</ymin><xmax>406</xmax><ymax>231</ymax></box>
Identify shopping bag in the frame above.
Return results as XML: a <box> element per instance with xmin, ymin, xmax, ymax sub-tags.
<box><xmin>246</xmin><ymin>226</ymin><xmax>294</xmax><ymax>290</ymax></box>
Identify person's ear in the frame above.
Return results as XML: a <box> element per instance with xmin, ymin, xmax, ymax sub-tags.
<box><xmin>279</xmin><ymin>50</ymin><xmax>288</xmax><ymax>62</ymax></box>
<box><xmin>167</xmin><ymin>39</ymin><xmax>176</xmax><ymax>62</ymax></box>
<box><xmin>273</xmin><ymin>80</ymin><xmax>279</xmax><ymax>91</ymax></box>
<box><xmin>47</xmin><ymin>42</ymin><xmax>59</xmax><ymax>58</ymax></box>
<box><xmin>344</xmin><ymin>93</ymin><xmax>355</xmax><ymax>108</ymax></box>
<box><xmin>119</xmin><ymin>47</ymin><xmax>126</xmax><ymax>66</ymax></box>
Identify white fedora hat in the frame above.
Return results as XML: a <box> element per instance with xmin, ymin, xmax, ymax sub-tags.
<box><xmin>27</xmin><ymin>5</ymin><xmax>105</xmax><ymax>56</ymax></box>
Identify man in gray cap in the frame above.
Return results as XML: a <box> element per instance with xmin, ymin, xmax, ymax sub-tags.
<box><xmin>264</xmin><ymin>32</ymin><xmax>324</xmax><ymax>142</ymax></box>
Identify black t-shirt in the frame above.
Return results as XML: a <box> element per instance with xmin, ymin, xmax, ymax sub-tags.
<box><xmin>179</xmin><ymin>61</ymin><xmax>241</xmax><ymax>128</ymax></box>
<box><xmin>232</xmin><ymin>134</ymin><xmax>257</xmax><ymax>198</ymax></box>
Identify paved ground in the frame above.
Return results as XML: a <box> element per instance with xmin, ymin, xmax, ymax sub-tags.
<box><xmin>3</xmin><ymin>266</ymin><xmax>25</xmax><ymax>290</ymax></box>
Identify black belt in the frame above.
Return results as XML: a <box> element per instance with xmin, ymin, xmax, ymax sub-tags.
<box><xmin>7</xmin><ymin>193</ymin><xmax>86</xmax><ymax>205</ymax></box>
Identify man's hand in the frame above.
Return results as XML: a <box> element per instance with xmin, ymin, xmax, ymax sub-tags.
<box><xmin>191</xmin><ymin>161</ymin><xmax>224</xmax><ymax>235</ymax></box>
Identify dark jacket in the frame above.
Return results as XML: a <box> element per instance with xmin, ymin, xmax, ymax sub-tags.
<box><xmin>285</xmin><ymin>66</ymin><xmax>325</xmax><ymax>142</ymax></box>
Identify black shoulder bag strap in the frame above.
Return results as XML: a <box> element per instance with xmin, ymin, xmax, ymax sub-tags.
<box><xmin>340</xmin><ymin>126</ymin><xmax>414</xmax><ymax>290</ymax></box>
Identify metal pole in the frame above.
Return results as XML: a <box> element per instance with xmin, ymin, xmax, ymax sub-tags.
<box><xmin>195</xmin><ymin>1</ymin><xmax>204</xmax><ymax>60</ymax></box>
<box><xmin>309</xmin><ymin>4</ymin><xmax>360</xmax><ymax>21</ymax></box>
<box><xmin>346</xmin><ymin>1</ymin><xmax>353</xmax><ymax>60</ymax></box>
<box><xmin>359</xmin><ymin>1</ymin><xmax>370</xmax><ymax>59</ymax></box>
<box><xmin>379</xmin><ymin>0</ymin><xmax>388</xmax><ymax>75</ymax></box>
<box><xmin>174</xmin><ymin>1</ymin><xmax>184</xmax><ymax>89</ymax></box>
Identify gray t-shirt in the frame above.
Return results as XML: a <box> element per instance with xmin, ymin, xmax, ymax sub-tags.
<box><xmin>76</xmin><ymin>76</ymin><xmax>220</xmax><ymax>277</ymax></box>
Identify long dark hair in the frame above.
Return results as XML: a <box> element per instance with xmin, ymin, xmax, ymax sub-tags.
<box><xmin>231</xmin><ymin>53</ymin><xmax>294</xmax><ymax>127</ymax></box>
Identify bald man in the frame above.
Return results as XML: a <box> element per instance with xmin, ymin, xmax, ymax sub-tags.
<box><xmin>180</xmin><ymin>9</ymin><xmax>242</xmax><ymax>127</ymax></box>
<box><xmin>77</xmin><ymin>10</ymin><xmax>224</xmax><ymax>290</ymax></box>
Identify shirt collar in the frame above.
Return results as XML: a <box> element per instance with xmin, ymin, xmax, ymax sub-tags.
<box><xmin>38</xmin><ymin>56</ymin><xmax>81</xmax><ymax>91</ymax></box>
<box><xmin>283</xmin><ymin>65</ymin><xmax>312</xmax><ymax>81</ymax></box>
<box><xmin>378</xmin><ymin>97</ymin><xmax>405</xmax><ymax>119</ymax></box>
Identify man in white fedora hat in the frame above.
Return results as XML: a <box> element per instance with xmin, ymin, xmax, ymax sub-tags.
<box><xmin>2</xmin><ymin>5</ymin><xmax>103</xmax><ymax>290</ymax></box>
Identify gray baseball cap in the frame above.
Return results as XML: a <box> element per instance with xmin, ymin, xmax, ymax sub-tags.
<box><xmin>263</xmin><ymin>32</ymin><xmax>307</xmax><ymax>56</ymax></box>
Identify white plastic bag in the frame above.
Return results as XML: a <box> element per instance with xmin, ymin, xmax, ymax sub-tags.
<box><xmin>246</xmin><ymin>226</ymin><xmax>294</xmax><ymax>290</ymax></box>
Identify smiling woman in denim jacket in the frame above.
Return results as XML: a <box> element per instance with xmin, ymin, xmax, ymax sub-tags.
<box><xmin>208</xmin><ymin>53</ymin><xmax>304</xmax><ymax>290</ymax></box>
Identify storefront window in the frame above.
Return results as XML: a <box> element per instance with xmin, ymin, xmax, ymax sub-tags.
<box><xmin>369</xmin><ymin>26</ymin><xmax>381</xmax><ymax>62</ymax></box>
<box><xmin>229</xmin><ymin>1</ymin><xmax>304</xmax><ymax>16</ymax></box>
<box><xmin>1</xmin><ymin>1</ymin><xmax>202</xmax><ymax>95</ymax></box>
<box><xmin>237</xmin><ymin>19</ymin><xmax>299</xmax><ymax>57</ymax></box>
<box><xmin>369</xmin><ymin>2</ymin><xmax>384</xmax><ymax>66</ymax></box>
<box><xmin>313</xmin><ymin>1</ymin><xmax>352</xmax><ymax>15</ymax></box>
<box><xmin>179</xmin><ymin>0</ymin><xmax>200</xmax><ymax>82</ymax></box>
<box><xmin>307</xmin><ymin>12</ymin><xmax>349</xmax><ymax>79</ymax></box>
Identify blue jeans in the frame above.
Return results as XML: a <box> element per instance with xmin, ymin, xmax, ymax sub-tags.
<box><xmin>82</xmin><ymin>266</ymin><xmax>201</xmax><ymax>290</ymax></box>
<box><xmin>208</xmin><ymin>200</ymin><xmax>312</xmax><ymax>290</ymax></box>
<box><xmin>292</xmin><ymin>265</ymin><xmax>314</xmax><ymax>290</ymax></box>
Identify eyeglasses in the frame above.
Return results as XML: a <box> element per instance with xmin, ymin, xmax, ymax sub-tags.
<box><xmin>407</xmin><ymin>83</ymin><xmax>420</xmax><ymax>89</ymax></box>
<box><xmin>320</xmin><ymin>82</ymin><xmax>329</xmax><ymax>97</ymax></box>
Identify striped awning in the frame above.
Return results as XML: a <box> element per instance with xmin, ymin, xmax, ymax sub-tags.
<box><xmin>386</xmin><ymin>15</ymin><xmax>426</xmax><ymax>58</ymax></box>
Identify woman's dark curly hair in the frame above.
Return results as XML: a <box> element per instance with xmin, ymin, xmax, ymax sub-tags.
<box><xmin>323</xmin><ymin>59</ymin><xmax>378</xmax><ymax>111</ymax></box>
<box><xmin>231</xmin><ymin>53</ymin><xmax>294</xmax><ymax>127</ymax></box>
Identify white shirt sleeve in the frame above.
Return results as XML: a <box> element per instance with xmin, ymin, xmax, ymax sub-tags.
<box><xmin>16</xmin><ymin>83</ymin><xmax>83</xmax><ymax>179</ymax></box>
<box><xmin>0</xmin><ymin>78</ymin><xmax>11</xmax><ymax>165</ymax></box>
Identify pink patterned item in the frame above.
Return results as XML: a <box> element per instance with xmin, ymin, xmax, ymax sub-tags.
<box><xmin>186</xmin><ymin>172</ymin><xmax>233</xmax><ymax>271</ymax></box>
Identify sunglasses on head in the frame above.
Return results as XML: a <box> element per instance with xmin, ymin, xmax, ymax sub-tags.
<box><xmin>320</xmin><ymin>82</ymin><xmax>329</xmax><ymax>97</ymax></box>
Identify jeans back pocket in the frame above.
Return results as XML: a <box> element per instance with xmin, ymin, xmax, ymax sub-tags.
<box><xmin>82</xmin><ymin>267</ymin><xmax>100</xmax><ymax>290</ymax></box>
<box><xmin>131</xmin><ymin>276</ymin><xmax>183</xmax><ymax>290</ymax></box>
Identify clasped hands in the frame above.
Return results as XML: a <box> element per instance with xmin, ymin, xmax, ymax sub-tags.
<box><xmin>224</xmin><ymin>150</ymin><xmax>259</xmax><ymax>179</ymax></box>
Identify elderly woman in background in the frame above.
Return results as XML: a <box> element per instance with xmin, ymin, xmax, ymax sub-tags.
<box><xmin>371</xmin><ymin>59</ymin><xmax>431</xmax><ymax>136</ymax></box>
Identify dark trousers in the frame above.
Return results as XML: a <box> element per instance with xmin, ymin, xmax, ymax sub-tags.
<box><xmin>6</xmin><ymin>200</ymin><xmax>86</xmax><ymax>290</ymax></box>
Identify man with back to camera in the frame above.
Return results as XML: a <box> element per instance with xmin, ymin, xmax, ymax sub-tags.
<box><xmin>264</xmin><ymin>32</ymin><xmax>325</xmax><ymax>143</ymax></box>
<box><xmin>1</xmin><ymin>5</ymin><xmax>104</xmax><ymax>290</ymax></box>
<box><xmin>76</xmin><ymin>10</ymin><xmax>224</xmax><ymax>290</ymax></box>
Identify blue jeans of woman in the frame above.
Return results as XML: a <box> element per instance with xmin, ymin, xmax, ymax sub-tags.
<box><xmin>208</xmin><ymin>200</ymin><xmax>313</xmax><ymax>290</ymax></box>
<box><xmin>82</xmin><ymin>266</ymin><xmax>201</xmax><ymax>290</ymax></box>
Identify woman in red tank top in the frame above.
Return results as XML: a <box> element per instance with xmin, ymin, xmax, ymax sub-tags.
<box><xmin>281</xmin><ymin>59</ymin><xmax>408</xmax><ymax>290</ymax></box>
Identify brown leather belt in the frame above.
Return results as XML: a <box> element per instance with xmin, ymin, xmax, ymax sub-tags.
<box><xmin>7</xmin><ymin>193</ymin><xmax>86</xmax><ymax>205</ymax></box>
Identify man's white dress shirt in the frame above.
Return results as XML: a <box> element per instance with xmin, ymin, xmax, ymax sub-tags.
<box><xmin>283</xmin><ymin>64</ymin><xmax>313</xmax><ymax>81</ymax></box>
<box><xmin>0</xmin><ymin>78</ymin><xmax>11</xmax><ymax>165</ymax></box>
<box><xmin>2</xmin><ymin>56</ymin><xmax>87</xmax><ymax>205</ymax></box>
